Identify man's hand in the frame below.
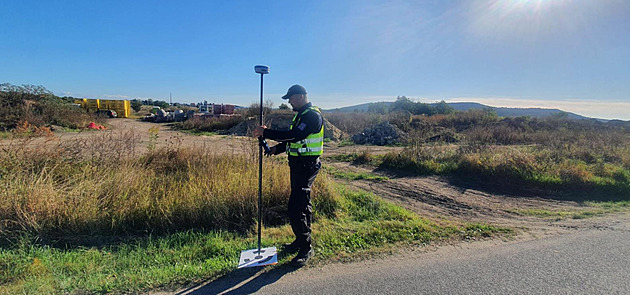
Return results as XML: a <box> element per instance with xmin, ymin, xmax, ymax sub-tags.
<box><xmin>253</xmin><ymin>125</ymin><xmax>267</xmax><ymax>137</ymax></box>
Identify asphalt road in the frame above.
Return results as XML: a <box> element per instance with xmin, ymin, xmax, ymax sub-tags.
<box><xmin>184</xmin><ymin>214</ymin><xmax>630</xmax><ymax>295</ymax></box>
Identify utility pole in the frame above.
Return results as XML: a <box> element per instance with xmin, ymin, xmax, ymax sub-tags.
<box><xmin>170</xmin><ymin>93</ymin><xmax>172</xmax><ymax>106</ymax></box>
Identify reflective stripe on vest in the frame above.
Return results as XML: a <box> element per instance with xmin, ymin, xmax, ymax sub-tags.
<box><xmin>288</xmin><ymin>106</ymin><xmax>324</xmax><ymax>156</ymax></box>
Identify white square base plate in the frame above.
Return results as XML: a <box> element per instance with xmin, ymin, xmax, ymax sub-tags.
<box><xmin>238</xmin><ymin>246</ymin><xmax>278</xmax><ymax>268</ymax></box>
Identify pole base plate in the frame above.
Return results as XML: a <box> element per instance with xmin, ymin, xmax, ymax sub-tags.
<box><xmin>238</xmin><ymin>247</ymin><xmax>278</xmax><ymax>268</ymax></box>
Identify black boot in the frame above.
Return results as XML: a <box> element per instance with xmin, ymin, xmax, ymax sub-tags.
<box><xmin>291</xmin><ymin>247</ymin><xmax>314</xmax><ymax>267</ymax></box>
<box><xmin>281</xmin><ymin>240</ymin><xmax>301</xmax><ymax>253</ymax></box>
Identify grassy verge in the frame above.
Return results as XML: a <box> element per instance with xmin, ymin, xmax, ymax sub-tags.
<box><xmin>179</xmin><ymin>129</ymin><xmax>219</xmax><ymax>136</ymax></box>
<box><xmin>323</xmin><ymin>166</ymin><xmax>389</xmax><ymax>181</ymax></box>
<box><xmin>0</xmin><ymin>185</ymin><xmax>510</xmax><ymax>294</ymax></box>
<box><xmin>326</xmin><ymin>150</ymin><xmax>384</xmax><ymax>166</ymax></box>
<box><xmin>57</xmin><ymin>126</ymin><xmax>82</xmax><ymax>133</ymax></box>
<box><xmin>585</xmin><ymin>200</ymin><xmax>630</xmax><ymax>209</ymax></box>
<box><xmin>509</xmin><ymin>209</ymin><xmax>604</xmax><ymax>220</ymax></box>
<box><xmin>337</xmin><ymin>139</ymin><xmax>355</xmax><ymax>147</ymax></box>
<box><xmin>510</xmin><ymin>200</ymin><xmax>630</xmax><ymax>221</ymax></box>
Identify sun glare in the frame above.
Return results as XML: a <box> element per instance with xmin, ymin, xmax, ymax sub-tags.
<box><xmin>468</xmin><ymin>0</ymin><xmax>572</xmax><ymax>43</ymax></box>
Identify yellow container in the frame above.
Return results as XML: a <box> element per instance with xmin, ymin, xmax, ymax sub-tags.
<box><xmin>101</xmin><ymin>100</ymin><xmax>111</xmax><ymax>110</ymax></box>
<box><xmin>74</xmin><ymin>99</ymin><xmax>89</xmax><ymax>110</ymax></box>
<box><xmin>97</xmin><ymin>99</ymin><xmax>130</xmax><ymax>118</ymax></box>
<box><xmin>86</xmin><ymin>99</ymin><xmax>100</xmax><ymax>110</ymax></box>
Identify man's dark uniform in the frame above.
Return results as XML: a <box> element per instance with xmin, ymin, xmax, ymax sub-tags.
<box><xmin>263</xmin><ymin>102</ymin><xmax>323</xmax><ymax>255</ymax></box>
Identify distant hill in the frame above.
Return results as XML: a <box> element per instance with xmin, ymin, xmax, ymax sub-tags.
<box><xmin>324</xmin><ymin>101</ymin><xmax>593</xmax><ymax>120</ymax></box>
<box><xmin>325</xmin><ymin>102</ymin><xmax>376</xmax><ymax>113</ymax></box>
<box><xmin>447</xmin><ymin>102</ymin><xmax>591</xmax><ymax>120</ymax></box>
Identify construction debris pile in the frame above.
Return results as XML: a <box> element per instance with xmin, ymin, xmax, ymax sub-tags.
<box><xmin>147</xmin><ymin>109</ymin><xmax>192</xmax><ymax>123</ymax></box>
<box><xmin>144</xmin><ymin>103</ymin><xmax>237</xmax><ymax>123</ymax></box>
<box><xmin>351</xmin><ymin>122</ymin><xmax>406</xmax><ymax>146</ymax></box>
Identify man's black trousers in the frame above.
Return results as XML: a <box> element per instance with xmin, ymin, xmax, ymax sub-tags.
<box><xmin>288</xmin><ymin>156</ymin><xmax>321</xmax><ymax>250</ymax></box>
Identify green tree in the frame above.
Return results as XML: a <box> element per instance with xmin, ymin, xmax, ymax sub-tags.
<box><xmin>433</xmin><ymin>100</ymin><xmax>455</xmax><ymax>115</ymax></box>
<box><xmin>391</xmin><ymin>96</ymin><xmax>414</xmax><ymax>113</ymax></box>
<box><xmin>279</xmin><ymin>103</ymin><xmax>290</xmax><ymax>110</ymax></box>
<box><xmin>391</xmin><ymin>96</ymin><xmax>435</xmax><ymax>115</ymax></box>
<box><xmin>414</xmin><ymin>103</ymin><xmax>433</xmax><ymax>115</ymax></box>
<box><xmin>130</xmin><ymin>99</ymin><xmax>143</xmax><ymax>112</ymax></box>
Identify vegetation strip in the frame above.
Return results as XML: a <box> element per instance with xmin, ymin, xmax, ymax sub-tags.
<box><xmin>0</xmin><ymin>134</ymin><xmax>508</xmax><ymax>293</ymax></box>
<box><xmin>326</xmin><ymin>106</ymin><xmax>630</xmax><ymax>200</ymax></box>
<box><xmin>0</xmin><ymin>184</ymin><xmax>509</xmax><ymax>294</ymax></box>
<box><xmin>324</xmin><ymin>166</ymin><xmax>389</xmax><ymax>181</ymax></box>
<box><xmin>510</xmin><ymin>200</ymin><xmax>630</xmax><ymax>221</ymax></box>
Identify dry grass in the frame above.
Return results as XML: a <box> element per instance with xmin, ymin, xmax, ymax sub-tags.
<box><xmin>0</xmin><ymin>130</ymin><xmax>339</xmax><ymax>245</ymax></box>
<box><xmin>336</xmin><ymin>112</ymin><xmax>630</xmax><ymax>198</ymax></box>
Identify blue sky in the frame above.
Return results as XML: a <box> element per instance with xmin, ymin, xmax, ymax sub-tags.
<box><xmin>1</xmin><ymin>0</ymin><xmax>629</xmax><ymax>119</ymax></box>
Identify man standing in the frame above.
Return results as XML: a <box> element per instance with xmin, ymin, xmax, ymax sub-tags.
<box><xmin>253</xmin><ymin>84</ymin><xmax>324</xmax><ymax>266</ymax></box>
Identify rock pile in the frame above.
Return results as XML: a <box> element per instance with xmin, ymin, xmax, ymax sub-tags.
<box><xmin>352</xmin><ymin>122</ymin><xmax>405</xmax><ymax>146</ymax></box>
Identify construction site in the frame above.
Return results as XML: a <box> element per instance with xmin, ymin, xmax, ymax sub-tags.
<box><xmin>73</xmin><ymin>98</ymin><xmax>238</xmax><ymax>124</ymax></box>
<box><xmin>74</xmin><ymin>98</ymin><xmax>132</xmax><ymax>118</ymax></box>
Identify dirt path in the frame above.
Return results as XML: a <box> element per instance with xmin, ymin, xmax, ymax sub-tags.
<box><xmin>324</xmin><ymin>161</ymin><xmax>621</xmax><ymax>237</ymax></box>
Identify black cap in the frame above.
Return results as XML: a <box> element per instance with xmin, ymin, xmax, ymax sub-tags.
<box><xmin>282</xmin><ymin>84</ymin><xmax>307</xmax><ymax>99</ymax></box>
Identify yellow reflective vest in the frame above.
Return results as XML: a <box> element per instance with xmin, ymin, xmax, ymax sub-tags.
<box><xmin>288</xmin><ymin>106</ymin><xmax>324</xmax><ymax>156</ymax></box>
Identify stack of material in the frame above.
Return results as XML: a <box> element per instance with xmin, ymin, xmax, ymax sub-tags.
<box><xmin>352</xmin><ymin>122</ymin><xmax>405</xmax><ymax>146</ymax></box>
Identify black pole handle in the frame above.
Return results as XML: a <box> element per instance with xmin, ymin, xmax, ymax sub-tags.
<box><xmin>257</xmin><ymin>73</ymin><xmax>264</xmax><ymax>253</ymax></box>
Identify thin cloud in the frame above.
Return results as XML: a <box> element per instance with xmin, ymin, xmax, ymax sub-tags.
<box><xmin>446</xmin><ymin>97</ymin><xmax>630</xmax><ymax>121</ymax></box>
<box><xmin>102</xmin><ymin>94</ymin><xmax>131</xmax><ymax>99</ymax></box>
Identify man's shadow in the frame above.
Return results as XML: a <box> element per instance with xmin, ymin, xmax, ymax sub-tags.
<box><xmin>178</xmin><ymin>263</ymin><xmax>301</xmax><ymax>295</ymax></box>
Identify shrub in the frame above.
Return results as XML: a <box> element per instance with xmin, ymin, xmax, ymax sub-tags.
<box><xmin>0</xmin><ymin>83</ymin><xmax>97</xmax><ymax>131</ymax></box>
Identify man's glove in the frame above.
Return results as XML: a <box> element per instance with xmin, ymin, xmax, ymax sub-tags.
<box><xmin>259</xmin><ymin>138</ymin><xmax>272</xmax><ymax>156</ymax></box>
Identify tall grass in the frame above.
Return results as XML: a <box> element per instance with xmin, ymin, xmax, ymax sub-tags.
<box><xmin>0</xmin><ymin>130</ymin><xmax>339</xmax><ymax>245</ymax></box>
<box><xmin>358</xmin><ymin>114</ymin><xmax>630</xmax><ymax>198</ymax></box>
<box><xmin>381</xmin><ymin>143</ymin><xmax>630</xmax><ymax>199</ymax></box>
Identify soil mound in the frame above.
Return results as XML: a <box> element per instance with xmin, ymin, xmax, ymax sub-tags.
<box><xmin>352</xmin><ymin>122</ymin><xmax>407</xmax><ymax>145</ymax></box>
